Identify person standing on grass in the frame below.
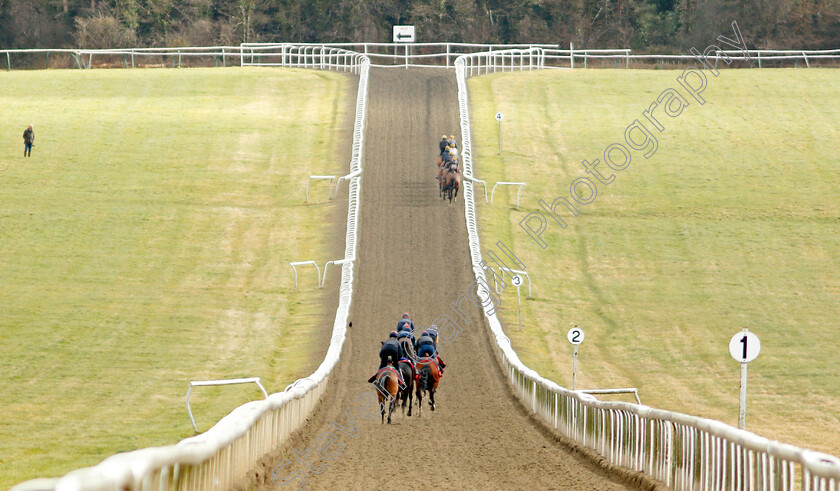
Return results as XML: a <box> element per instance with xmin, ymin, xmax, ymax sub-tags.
<box><xmin>23</xmin><ymin>124</ymin><xmax>34</xmax><ymax>157</ymax></box>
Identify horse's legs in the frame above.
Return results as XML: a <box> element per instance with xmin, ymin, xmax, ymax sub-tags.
<box><xmin>407</xmin><ymin>383</ymin><xmax>413</xmax><ymax>416</ymax></box>
<box><xmin>415</xmin><ymin>387</ymin><xmax>423</xmax><ymax>417</ymax></box>
<box><xmin>429</xmin><ymin>389</ymin><xmax>436</xmax><ymax>411</ymax></box>
<box><xmin>380</xmin><ymin>398</ymin><xmax>385</xmax><ymax>424</ymax></box>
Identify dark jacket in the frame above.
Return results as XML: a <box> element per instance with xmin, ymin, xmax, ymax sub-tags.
<box><xmin>415</xmin><ymin>335</ymin><xmax>435</xmax><ymax>349</ymax></box>
<box><xmin>381</xmin><ymin>338</ymin><xmax>402</xmax><ymax>358</ymax></box>
<box><xmin>427</xmin><ymin>330</ymin><xmax>438</xmax><ymax>344</ymax></box>
<box><xmin>439</xmin><ymin>138</ymin><xmax>448</xmax><ymax>153</ymax></box>
<box><xmin>23</xmin><ymin>128</ymin><xmax>34</xmax><ymax>144</ymax></box>
<box><xmin>396</xmin><ymin>319</ymin><xmax>414</xmax><ymax>332</ymax></box>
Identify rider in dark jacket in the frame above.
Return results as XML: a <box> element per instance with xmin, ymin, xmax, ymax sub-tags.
<box><xmin>425</xmin><ymin>326</ymin><xmax>446</xmax><ymax>373</ymax></box>
<box><xmin>439</xmin><ymin>135</ymin><xmax>449</xmax><ymax>155</ymax></box>
<box><xmin>380</xmin><ymin>335</ymin><xmax>402</xmax><ymax>368</ymax></box>
<box><xmin>396</xmin><ymin>312</ymin><xmax>414</xmax><ymax>332</ymax></box>
<box><xmin>368</xmin><ymin>332</ymin><xmax>402</xmax><ymax>383</ymax></box>
<box><xmin>415</xmin><ymin>332</ymin><xmax>436</xmax><ymax>358</ymax></box>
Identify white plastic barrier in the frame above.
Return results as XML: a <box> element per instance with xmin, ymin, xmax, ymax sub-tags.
<box><xmin>10</xmin><ymin>51</ymin><xmax>369</xmax><ymax>491</ymax></box>
<box><xmin>455</xmin><ymin>48</ymin><xmax>840</xmax><ymax>489</ymax></box>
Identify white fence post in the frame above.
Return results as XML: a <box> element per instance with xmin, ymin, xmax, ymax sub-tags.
<box><xmin>490</xmin><ymin>181</ymin><xmax>526</xmax><ymax>208</ymax></box>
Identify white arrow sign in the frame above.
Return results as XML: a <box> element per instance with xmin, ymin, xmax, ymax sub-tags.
<box><xmin>393</xmin><ymin>25</ymin><xmax>415</xmax><ymax>43</ymax></box>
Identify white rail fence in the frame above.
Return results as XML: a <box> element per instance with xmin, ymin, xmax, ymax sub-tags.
<box><xmin>455</xmin><ymin>48</ymin><xmax>840</xmax><ymax>490</ymax></box>
<box><xmin>4</xmin><ymin>44</ymin><xmax>840</xmax><ymax>70</ymax></box>
<box><xmin>185</xmin><ymin>378</ymin><xmax>269</xmax><ymax>432</ymax></box>
<box><xmin>11</xmin><ymin>48</ymin><xmax>369</xmax><ymax>491</ymax></box>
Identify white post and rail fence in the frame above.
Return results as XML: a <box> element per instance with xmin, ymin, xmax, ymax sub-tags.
<box><xmin>4</xmin><ymin>43</ymin><xmax>840</xmax><ymax>70</ymax></box>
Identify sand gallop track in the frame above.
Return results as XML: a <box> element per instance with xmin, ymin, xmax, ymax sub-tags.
<box><xmin>246</xmin><ymin>69</ymin><xmax>656</xmax><ymax>490</ymax></box>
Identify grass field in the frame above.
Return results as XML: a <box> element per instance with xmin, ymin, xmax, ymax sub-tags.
<box><xmin>0</xmin><ymin>67</ymin><xmax>351</xmax><ymax>488</ymax></box>
<box><xmin>468</xmin><ymin>68</ymin><xmax>840</xmax><ymax>456</ymax></box>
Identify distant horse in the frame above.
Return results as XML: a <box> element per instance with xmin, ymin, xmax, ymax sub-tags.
<box><xmin>440</xmin><ymin>164</ymin><xmax>460</xmax><ymax>204</ymax></box>
<box><xmin>373</xmin><ymin>367</ymin><xmax>401</xmax><ymax>424</ymax></box>
<box><xmin>415</xmin><ymin>357</ymin><xmax>442</xmax><ymax>416</ymax></box>
<box><xmin>397</xmin><ymin>359</ymin><xmax>415</xmax><ymax>416</ymax></box>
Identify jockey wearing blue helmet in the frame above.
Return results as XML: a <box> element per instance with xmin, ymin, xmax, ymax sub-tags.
<box><xmin>396</xmin><ymin>311</ymin><xmax>414</xmax><ymax>332</ymax></box>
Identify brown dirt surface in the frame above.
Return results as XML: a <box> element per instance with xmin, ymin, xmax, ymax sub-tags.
<box><xmin>244</xmin><ymin>69</ymin><xmax>664</xmax><ymax>490</ymax></box>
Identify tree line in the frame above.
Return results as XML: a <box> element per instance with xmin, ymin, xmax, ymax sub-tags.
<box><xmin>1</xmin><ymin>0</ymin><xmax>838</xmax><ymax>51</ymax></box>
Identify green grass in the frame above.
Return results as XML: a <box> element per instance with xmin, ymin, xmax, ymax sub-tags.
<box><xmin>468</xmin><ymin>68</ymin><xmax>840</xmax><ymax>456</ymax></box>
<box><xmin>0</xmin><ymin>67</ymin><xmax>351</xmax><ymax>488</ymax></box>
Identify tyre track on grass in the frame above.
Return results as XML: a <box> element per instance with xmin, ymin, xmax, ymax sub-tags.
<box><xmin>244</xmin><ymin>69</ymin><xmax>660</xmax><ymax>490</ymax></box>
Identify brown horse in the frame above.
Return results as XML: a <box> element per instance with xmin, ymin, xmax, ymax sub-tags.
<box><xmin>440</xmin><ymin>164</ymin><xmax>460</xmax><ymax>204</ymax></box>
<box><xmin>373</xmin><ymin>367</ymin><xmax>401</xmax><ymax>424</ymax></box>
<box><xmin>415</xmin><ymin>357</ymin><xmax>442</xmax><ymax>416</ymax></box>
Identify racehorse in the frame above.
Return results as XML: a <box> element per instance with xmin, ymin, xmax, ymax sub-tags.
<box><xmin>440</xmin><ymin>163</ymin><xmax>460</xmax><ymax>204</ymax></box>
<box><xmin>397</xmin><ymin>359</ymin><xmax>415</xmax><ymax>416</ymax></box>
<box><xmin>415</xmin><ymin>357</ymin><xmax>442</xmax><ymax>416</ymax></box>
<box><xmin>373</xmin><ymin>367</ymin><xmax>401</xmax><ymax>424</ymax></box>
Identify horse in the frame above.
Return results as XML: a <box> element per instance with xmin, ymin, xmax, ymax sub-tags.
<box><xmin>415</xmin><ymin>356</ymin><xmax>442</xmax><ymax>416</ymax></box>
<box><xmin>397</xmin><ymin>359</ymin><xmax>415</xmax><ymax>416</ymax></box>
<box><xmin>372</xmin><ymin>366</ymin><xmax>401</xmax><ymax>424</ymax></box>
<box><xmin>440</xmin><ymin>164</ymin><xmax>460</xmax><ymax>204</ymax></box>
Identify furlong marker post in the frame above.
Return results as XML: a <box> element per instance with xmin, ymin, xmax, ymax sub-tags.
<box><xmin>495</xmin><ymin>111</ymin><xmax>503</xmax><ymax>154</ymax></box>
<box><xmin>567</xmin><ymin>326</ymin><xmax>584</xmax><ymax>390</ymax></box>
<box><xmin>728</xmin><ymin>328</ymin><xmax>761</xmax><ymax>429</ymax></box>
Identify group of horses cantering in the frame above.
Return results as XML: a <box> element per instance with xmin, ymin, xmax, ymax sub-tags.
<box><xmin>437</xmin><ymin>135</ymin><xmax>461</xmax><ymax>204</ymax></box>
<box><xmin>371</xmin><ymin>336</ymin><xmax>443</xmax><ymax>424</ymax></box>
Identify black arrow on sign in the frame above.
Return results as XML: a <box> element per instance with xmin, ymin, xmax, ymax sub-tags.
<box><xmin>397</xmin><ymin>33</ymin><xmax>412</xmax><ymax>40</ymax></box>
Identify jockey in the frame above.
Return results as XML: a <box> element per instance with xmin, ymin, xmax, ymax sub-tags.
<box><xmin>439</xmin><ymin>135</ymin><xmax>449</xmax><ymax>155</ymax></box>
<box><xmin>426</xmin><ymin>325</ymin><xmax>446</xmax><ymax>374</ymax></box>
<box><xmin>368</xmin><ymin>331</ymin><xmax>402</xmax><ymax>383</ymax></box>
<box><xmin>427</xmin><ymin>325</ymin><xmax>439</xmax><ymax>345</ymax></box>
<box><xmin>449</xmin><ymin>156</ymin><xmax>459</xmax><ymax>172</ymax></box>
<box><xmin>380</xmin><ymin>331</ymin><xmax>402</xmax><ymax>367</ymax></box>
<box><xmin>441</xmin><ymin>145</ymin><xmax>452</xmax><ymax>164</ymax></box>
<box><xmin>397</xmin><ymin>330</ymin><xmax>416</xmax><ymax>358</ymax></box>
<box><xmin>448</xmin><ymin>135</ymin><xmax>457</xmax><ymax>150</ymax></box>
<box><xmin>397</xmin><ymin>331</ymin><xmax>417</xmax><ymax>381</ymax></box>
<box><xmin>415</xmin><ymin>330</ymin><xmax>436</xmax><ymax>358</ymax></box>
<box><xmin>396</xmin><ymin>311</ymin><xmax>414</xmax><ymax>332</ymax></box>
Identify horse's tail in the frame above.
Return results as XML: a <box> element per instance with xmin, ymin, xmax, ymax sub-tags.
<box><xmin>420</xmin><ymin>365</ymin><xmax>430</xmax><ymax>392</ymax></box>
<box><xmin>375</xmin><ymin>374</ymin><xmax>389</xmax><ymax>400</ymax></box>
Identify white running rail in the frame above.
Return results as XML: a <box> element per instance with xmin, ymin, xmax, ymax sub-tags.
<box><xmin>455</xmin><ymin>48</ymin><xmax>840</xmax><ymax>490</ymax></box>
<box><xmin>10</xmin><ymin>48</ymin><xmax>369</xmax><ymax>491</ymax></box>
<box><xmin>3</xmin><ymin>44</ymin><xmax>840</xmax><ymax>71</ymax></box>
